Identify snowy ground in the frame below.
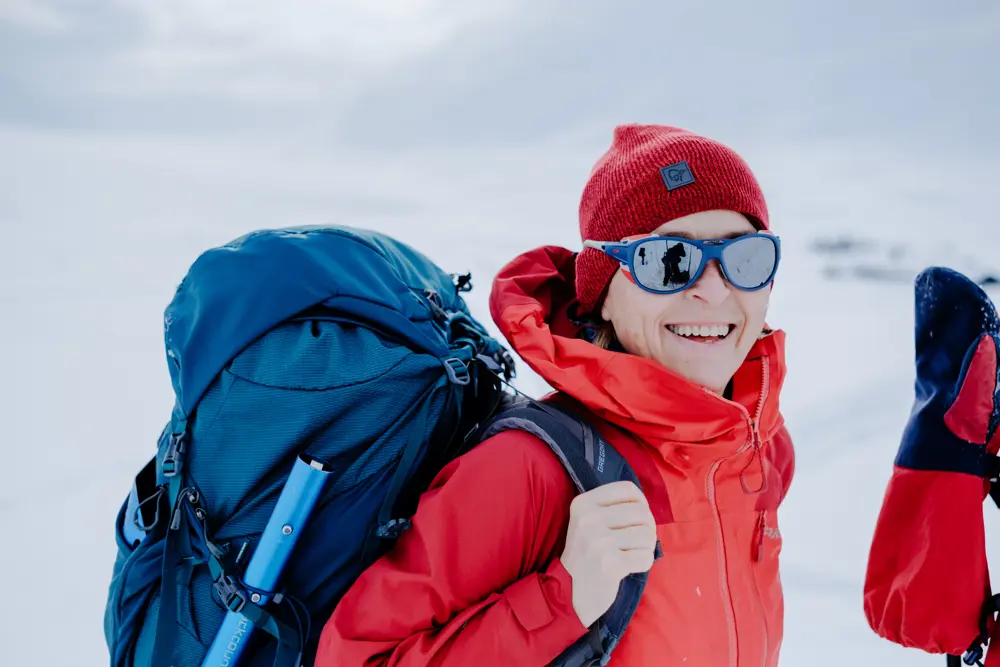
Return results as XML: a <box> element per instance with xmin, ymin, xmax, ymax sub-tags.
<box><xmin>4</xmin><ymin>3</ymin><xmax>1000</xmax><ymax>665</ymax></box>
<box><xmin>4</xmin><ymin>125</ymin><xmax>1000</xmax><ymax>666</ymax></box>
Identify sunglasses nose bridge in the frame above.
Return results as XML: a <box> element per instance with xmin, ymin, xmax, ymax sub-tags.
<box><xmin>694</xmin><ymin>254</ymin><xmax>729</xmax><ymax>284</ymax></box>
<box><xmin>703</xmin><ymin>247</ymin><xmax>729</xmax><ymax>280</ymax></box>
<box><xmin>682</xmin><ymin>259</ymin><xmax>733</xmax><ymax>307</ymax></box>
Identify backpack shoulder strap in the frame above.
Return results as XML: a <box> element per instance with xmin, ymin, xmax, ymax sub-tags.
<box><xmin>481</xmin><ymin>397</ymin><xmax>662</xmax><ymax>667</ymax></box>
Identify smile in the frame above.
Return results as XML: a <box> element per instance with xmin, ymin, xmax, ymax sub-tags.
<box><xmin>666</xmin><ymin>323</ymin><xmax>737</xmax><ymax>343</ymax></box>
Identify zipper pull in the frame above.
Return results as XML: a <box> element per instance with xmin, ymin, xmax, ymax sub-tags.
<box><xmin>753</xmin><ymin>511</ymin><xmax>766</xmax><ymax>562</ymax></box>
<box><xmin>739</xmin><ymin>425</ymin><xmax>768</xmax><ymax>494</ymax></box>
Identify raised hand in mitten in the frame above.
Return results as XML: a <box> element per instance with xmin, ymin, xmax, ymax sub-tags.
<box><xmin>864</xmin><ymin>266</ymin><xmax>1000</xmax><ymax>658</ymax></box>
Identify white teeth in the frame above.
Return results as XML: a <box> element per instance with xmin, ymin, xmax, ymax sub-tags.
<box><xmin>668</xmin><ymin>324</ymin><xmax>732</xmax><ymax>338</ymax></box>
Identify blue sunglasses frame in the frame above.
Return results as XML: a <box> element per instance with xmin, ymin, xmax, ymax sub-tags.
<box><xmin>583</xmin><ymin>233</ymin><xmax>781</xmax><ymax>295</ymax></box>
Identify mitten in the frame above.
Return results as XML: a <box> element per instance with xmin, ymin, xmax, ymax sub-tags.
<box><xmin>864</xmin><ymin>267</ymin><xmax>1000</xmax><ymax>659</ymax></box>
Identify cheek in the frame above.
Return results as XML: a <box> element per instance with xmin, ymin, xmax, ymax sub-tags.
<box><xmin>604</xmin><ymin>276</ymin><xmax>676</xmax><ymax>349</ymax></box>
<box><xmin>738</xmin><ymin>290</ymin><xmax>771</xmax><ymax>329</ymax></box>
<box><xmin>610</xmin><ymin>305</ymin><xmax>648</xmax><ymax>349</ymax></box>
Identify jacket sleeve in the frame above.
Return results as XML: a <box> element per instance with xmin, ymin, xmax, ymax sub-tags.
<box><xmin>314</xmin><ymin>429</ymin><xmax>588</xmax><ymax>667</ymax></box>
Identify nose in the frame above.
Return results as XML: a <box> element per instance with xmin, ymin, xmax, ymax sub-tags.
<box><xmin>686</xmin><ymin>259</ymin><xmax>731</xmax><ymax>305</ymax></box>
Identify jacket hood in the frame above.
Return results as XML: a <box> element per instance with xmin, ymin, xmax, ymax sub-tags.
<box><xmin>489</xmin><ymin>245</ymin><xmax>786</xmax><ymax>456</ymax></box>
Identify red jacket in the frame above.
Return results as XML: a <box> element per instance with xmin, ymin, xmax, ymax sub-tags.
<box><xmin>316</xmin><ymin>245</ymin><xmax>795</xmax><ymax>666</ymax></box>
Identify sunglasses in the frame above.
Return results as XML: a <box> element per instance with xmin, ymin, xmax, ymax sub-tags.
<box><xmin>583</xmin><ymin>233</ymin><xmax>781</xmax><ymax>295</ymax></box>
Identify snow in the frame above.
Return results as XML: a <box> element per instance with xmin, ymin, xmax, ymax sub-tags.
<box><xmin>6</xmin><ymin>125</ymin><xmax>999</xmax><ymax>666</ymax></box>
<box><xmin>4</xmin><ymin>3</ymin><xmax>1000</xmax><ymax>665</ymax></box>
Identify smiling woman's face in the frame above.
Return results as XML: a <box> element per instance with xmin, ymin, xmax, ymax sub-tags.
<box><xmin>600</xmin><ymin>209</ymin><xmax>772</xmax><ymax>394</ymax></box>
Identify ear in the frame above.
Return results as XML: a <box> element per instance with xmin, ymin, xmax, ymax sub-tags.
<box><xmin>599</xmin><ymin>276</ymin><xmax>614</xmax><ymax>322</ymax></box>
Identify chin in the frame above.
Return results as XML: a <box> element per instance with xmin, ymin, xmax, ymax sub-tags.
<box><xmin>686</xmin><ymin>372</ymin><xmax>729</xmax><ymax>394</ymax></box>
<box><xmin>655</xmin><ymin>358</ymin><xmax>728</xmax><ymax>394</ymax></box>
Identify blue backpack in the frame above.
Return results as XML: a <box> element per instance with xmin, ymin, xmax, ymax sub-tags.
<box><xmin>103</xmin><ymin>226</ymin><xmax>656</xmax><ymax>667</ymax></box>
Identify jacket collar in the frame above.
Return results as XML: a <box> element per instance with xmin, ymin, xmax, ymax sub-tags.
<box><xmin>489</xmin><ymin>245</ymin><xmax>786</xmax><ymax>455</ymax></box>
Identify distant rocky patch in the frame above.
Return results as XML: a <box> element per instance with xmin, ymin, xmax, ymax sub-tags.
<box><xmin>810</xmin><ymin>235</ymin><xmax>999</xmax><ymax>288</ymax></box>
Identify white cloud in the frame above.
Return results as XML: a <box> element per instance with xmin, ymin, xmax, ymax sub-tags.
<box><xmin>0</xmin><ymin>0</ymin><xmax>72</xmax><ymax>32</ymax></box>
<box><xmin>99</xmin><ymin>0</ymin><xmax>527</xmax><ymax>98</ymax></box>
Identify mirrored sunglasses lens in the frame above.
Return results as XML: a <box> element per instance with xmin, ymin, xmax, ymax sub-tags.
<box><xmin>631</xmin><ymin>239</ymin><xmax>702</xmax><ymax>292</ymax></box>
<box><xmin>721</xmin><ymin>236</ymin><xmax>776</xmax><ymax>288</ymax></box>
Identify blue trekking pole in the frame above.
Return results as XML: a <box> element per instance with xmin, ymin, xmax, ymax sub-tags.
<box><xmin>201</xmin><ymin>453</ymin><xmax>333</xmax><ymax>667</ymax></box>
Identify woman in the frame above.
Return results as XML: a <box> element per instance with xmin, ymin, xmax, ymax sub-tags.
<box><xmin>316</xmin><ymin>124</ymin><xmax>795</xmax><ymax>666</ymax></box>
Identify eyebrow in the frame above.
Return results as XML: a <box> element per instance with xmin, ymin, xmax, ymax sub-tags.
<box><xmin>657</xmin><ymin>230</ymin><xmax>751</xmax><ymax>240</ymax></box>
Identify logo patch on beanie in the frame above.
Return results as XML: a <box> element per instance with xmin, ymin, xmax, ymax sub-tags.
<box><xmin>660</xmin><ymin>161</ymin><xmax>695</xmax><ymax>191</ymax></box>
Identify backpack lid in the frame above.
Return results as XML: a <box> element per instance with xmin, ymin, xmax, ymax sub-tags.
<box><xmin>163</xmin><ymin>226</ymin><xmax>468</xmax><ymax>419</ymax></box>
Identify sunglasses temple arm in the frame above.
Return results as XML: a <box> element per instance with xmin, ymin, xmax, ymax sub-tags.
<box><xmin>583</xmin><ymin>240</ymin><xmax>629</xmax><ymax>262</ymax></box>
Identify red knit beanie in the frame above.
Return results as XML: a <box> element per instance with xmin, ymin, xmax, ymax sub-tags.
<box><xmin>576</xmin><ymin>124</ymin><xmax>770</xmax><ymax>314</ymax></box>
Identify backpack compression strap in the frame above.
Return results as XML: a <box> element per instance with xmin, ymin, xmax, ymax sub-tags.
<box><xmin>481</xmin><ymin>399</ymin><xmax>662</xmax><ymax>667</ymax></box>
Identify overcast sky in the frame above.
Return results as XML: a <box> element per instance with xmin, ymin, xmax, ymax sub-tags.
<box><xmin>2</xmin><ymin>0</ymin><xmax>996</xmax><ymax>145</ymax></box>
<box><xmin>3</xmin><ymin>0</ymin><xmax>998</xmax><ymax>393</ymax></box>
<box><xmin>3</xmin><ymin>0</ymin><xmax>997</xmax><ymax>241</ymax></box>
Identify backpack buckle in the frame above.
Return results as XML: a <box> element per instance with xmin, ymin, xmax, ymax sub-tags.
<box><xmin>376</xmin><ymin>517</ymin><xmax>412</xmax><ymax>539</ymax></box>
<box><xmin>213</xmin><ymin>575</ymin><xmax>248</xmax><ymax>614</ymax></box>
<box><xmin>162</xmin><ymin>433</ymin><xmax>186</xmax><ymax>478</ymax></box>
<box><xmin>451</xmin><ymin>272</ymin><xmax>473</xmax><ymax>293</ymax></box>
<box><xmin>500</xmin><ymin>350</ymin><xmax>516</xmax><ymax>380</ymax></box>
<box><xmin>444</xmin><ymin>358</ymin><xmax>471</xmax><ymax>386</ymax></box>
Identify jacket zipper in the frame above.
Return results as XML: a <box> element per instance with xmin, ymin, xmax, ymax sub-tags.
<box><xmin>707</xmin><ymin>457</ymin><xmax>740</xmax><ymax>667</ymax></box>
<box><xmin>749</xmin><ymin>359</ymin><xmax>771</xmax><ymax>666</ymax></box>
<box><xmin>707</xmin><ymin>356</ymin><xmax>771</xmax><ymax>667</ymax></box>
